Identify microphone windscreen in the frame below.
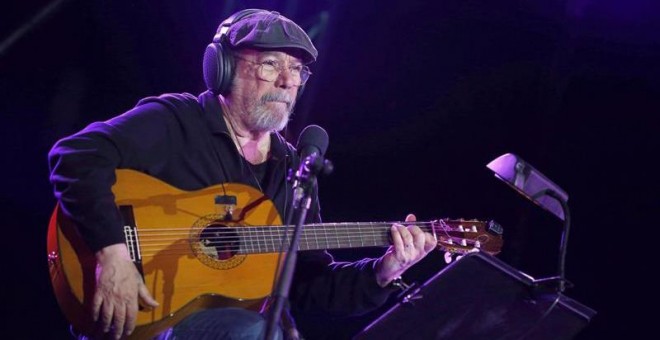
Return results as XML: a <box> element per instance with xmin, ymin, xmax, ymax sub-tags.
<box><xmin>296</xmin><ymin>125</ymin><xmax>329</xmax><ymax>159</ymax></box>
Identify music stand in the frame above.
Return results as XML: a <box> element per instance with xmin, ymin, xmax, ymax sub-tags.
<box><xmin>354</xmin><ymin>252</ymin><xmax>595</xmax><ymax>340</ymax></box>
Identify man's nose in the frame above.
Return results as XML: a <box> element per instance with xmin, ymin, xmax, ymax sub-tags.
<box><xmin>275</xmin><ymin>68</ymin><xmax>298</xmax><ymax>89</ymax></box>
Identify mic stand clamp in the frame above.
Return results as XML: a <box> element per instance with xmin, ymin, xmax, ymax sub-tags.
<box><xmin>265</xmin><ymin>154</ymin><xmax>332</xmax><ymax>340</ymax></box>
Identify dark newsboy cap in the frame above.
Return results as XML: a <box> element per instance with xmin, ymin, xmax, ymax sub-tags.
<box><xmin>222</xmin><ymin>9</ymin><xmax>318</xmax><ymax>64</ymax></box>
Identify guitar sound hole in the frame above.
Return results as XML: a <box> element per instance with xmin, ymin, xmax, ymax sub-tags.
<box><xmin>199</xmin><ymin>223</ymin><xmax>240</xmax><ymax>260</ymax></box>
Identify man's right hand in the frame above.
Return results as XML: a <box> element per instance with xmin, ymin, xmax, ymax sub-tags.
<box><xmin>93</xmin><ymin>243</ymin><xmax>159</xmax><ymax>339</ymax></box>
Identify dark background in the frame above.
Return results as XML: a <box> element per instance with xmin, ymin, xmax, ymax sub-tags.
<box><xmin>2</xmin><ymin>0</ymin><xmax>658</xmax><ymax>338</ymax></box>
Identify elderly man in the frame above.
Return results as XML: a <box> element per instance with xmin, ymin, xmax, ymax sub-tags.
<box><xmin>48</xmin><ymin>9</ymin><xmax>435</xmax><ymax>339</ymax></box>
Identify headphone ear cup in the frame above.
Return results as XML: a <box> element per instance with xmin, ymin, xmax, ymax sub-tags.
<box><xmin>204</xmin><ymin>9</ymin><xmax>273</xmax><ymax>95</ymax></box>
<box><xmin>202</xmin><ymin>43</ymin><xmax>221</xmax><ymax>94</ymax></box>
<box><xmin>203</xmin><ymin>42</ymin><xmax>235</xmax><ymax>94</ymax></box>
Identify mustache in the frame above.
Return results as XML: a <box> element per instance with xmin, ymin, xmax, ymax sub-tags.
<box><xmin>260</xmin><ymin>93</ymin><xmax>293</xmax><ymax>107</ymax></box>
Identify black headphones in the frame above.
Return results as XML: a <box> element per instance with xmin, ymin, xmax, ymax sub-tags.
<box><xmin>202</xmin><ymin>9</ymin><xmax>308</xmax><ymax>99</ymax></box>
<box><xmin>203</xmin><ymin>9</ymin><xmax>265</xmax><ymax>95</ymax></box>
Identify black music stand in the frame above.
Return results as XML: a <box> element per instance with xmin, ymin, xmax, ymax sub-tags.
<box><xmin>354</xmin><ymin>251</ymin><xmax>595</xmax><ymax>340</ymax></box>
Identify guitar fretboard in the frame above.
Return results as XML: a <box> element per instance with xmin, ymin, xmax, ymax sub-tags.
<box><xmin>234</xmin><ymin>222</ymin><xmax>393</xmax><ymax>254</ymax></box>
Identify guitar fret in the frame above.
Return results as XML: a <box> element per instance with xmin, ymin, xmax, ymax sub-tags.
<box><xmin>358</xmin><ymin>223</ymin><xmax>363</xmax><ymax>247</ymax></box>
<box><xmin>298</xmin><ymin>228</ymin><xmax>304</xmax><ymax>251</ymax></box>
<box><xmin>328</xmin><ymin>224</ymin><xmax>332</xmax><ymax>248</ymax></box>
<box><xmin>345</xmin><ymin>226</ymin><xmax>353</xmax><ymax>247</ymax></box>
<box><xmin>373</xmin><ymin>222</ymin><xmax>382</xmax><ymax>246</ymax></box>
<box><xmin>365</xmin><ymin>222</ymin><xmax>372</xmax><ymax>246</ymax></box>
<box><xmin>268</xmin><ymin>227</ymin><xmax>275</xmax><ymax>253</ymax></box>
<box><xmin>260</xmin><ymin>226</ymin><xmax>268</xmax><ymax>253</ymax></box>
<box><xmin>254</xmin><ymin>227</ymin><xmax>261</xmax><ymax>253</ymax></box>
<box><xmin>244</xmin><ymin>227</ymin><xmax>250</xmax><ymax>254</ymax></box>
<box><xmin>272</xmin><ymin>226</ymin><xmax>281</xmax><ymax>253</ymax></box>
<box><xmin>330</xmin><ymin>223</ymin><xmax>336</xmax><ymax>249</ymax></box>
<box><xmin>253</xmin><ymin>227</ymin><xmax>260</xmax><ymax>253</ymax></box>
<box><xmin>367</xmin><ymin>222</ymin><xmax>373</xmax><ymax>246</ymax></box>
<box><xmin>299</xmin><ymin>226</ymin><xmax>306</xmax><ymax>250</ymax></box>
<box><xmin>302</xmin><ymin>225</ymin><xmax>310</xmax><ymax>250</ymax></box>
<box><xmin>324</xmin><ymin>223</ymin><xmax>331</xmax><ymax>249</ymax></box>
<box><xmin>313</xmin><ymin>224</ymin><xmax>319</xmax><ymax>250</ymax></box>
<box><xmin>342</xmin><ymin>224</ymin><xmax>349</xmax><ymax>248</ymax></box>
<box><xmin>299</xmin><ymin>226</ymin><xmax>307</xmax><ymax>251</ymax></box>
<box><xmin>349</xmin><ymin>224</ymin><xmax>354</xmax><ymax>248</ymax></box>
<box><xmin>256</xmin><ymin>228</ymin><xmax>261</xmax><ymax>253</ymax></box>
<box><xmin>262</xmin><ymin>227</ymin><xmax>267</xmax><ymax>252</ymax></box>
<box><xmin>251</xmin><ymin>227</ymin><xmax>257</xmax><ymax>253</ymax></box>
<box><xmin>244</xmin><ymin>228</ymin><xmax>251</xmax><ymax>254</ymax></box>
<box><xmin>305</xmin><ymin>226</ymin><xmax>313</xmax><ymax>251</ymax></box>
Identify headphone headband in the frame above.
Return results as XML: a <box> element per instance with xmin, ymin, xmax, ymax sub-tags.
<box><xmin>213</xmin><ymin>9</ymin><xmax>269</xmax><ymax>43</ymax></box>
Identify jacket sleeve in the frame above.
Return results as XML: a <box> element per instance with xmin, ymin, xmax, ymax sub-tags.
<box><xmin>291</xmin><ymin>250</ymin><xmax>396</xmax><ymax>317</ymax></box>
<box><xmin>48</xmin><ymin>94</ymin><xmax>199</xmax><ymax>252</ymax></box>
<box><xmin>290</xmin><ymin>188</ymin><xmax>396</xmax><ymax>317</ymax></box>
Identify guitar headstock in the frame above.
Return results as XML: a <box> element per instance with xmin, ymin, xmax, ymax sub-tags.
<box><xmin>430</xmin><ymin>219</ymin><xmax>504</xmax><ymax>256</ymax></box>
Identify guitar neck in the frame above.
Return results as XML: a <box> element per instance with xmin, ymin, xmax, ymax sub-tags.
<box><xmin>233</xmin><ymin>219</ymin><xmax>503</xmax><ymax>255</ymax></box>
<box><xmin>236</xmin><ymin>222</ymin><xmax>398</xmax><ymax>254</ymax></box>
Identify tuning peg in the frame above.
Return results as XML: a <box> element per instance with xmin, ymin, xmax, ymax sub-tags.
<box><xmin>456</xmin><ymin>255</ymin><xmax>464</xmax><ymax>261</ymax></box>
<box><xmin>444</xmin><ymin>251</ymin><xmax>453</xmax><ymax>264</ymax></box>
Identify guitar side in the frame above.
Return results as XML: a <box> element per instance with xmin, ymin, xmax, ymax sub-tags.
<box><xmin>47</xmin><ymin>169</ymin><xmax>282</xmax><ymax>339</ymax></box>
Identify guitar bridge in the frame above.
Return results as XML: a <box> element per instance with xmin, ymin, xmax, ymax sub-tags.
<box><xmin>120</xmin><ymin>205</ymin><xmax>145</xmax><ymax>276</ymax></box>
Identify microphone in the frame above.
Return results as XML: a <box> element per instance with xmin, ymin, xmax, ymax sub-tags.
<box><xmin>295</xmin><ymin>125</ymin><xmax>332</xmax><ymax>176</ymax></box>
<box><xmin>296</xmin><ymin>124</ymin><xmax>329</xmax><ymax>160</ymax></box>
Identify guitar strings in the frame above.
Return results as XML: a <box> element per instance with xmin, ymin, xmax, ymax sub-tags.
<box><xmin>132</xmin><ymin>223</ymin><xmax>470</xmax><ymax>244</ymax></box>
<box><xmin>128</xmin><ymin>221</ymin><xmax>481</xmax><ymax>233</ymax></box>
<box><xmin>133</xmin><ymin>222</ymin><xmax>479</xmax><ymax>237</ymax></box>
<box><xmin>126</xmin><ymin>223</ymin><xmax>490</xmax><ymax>257</ymax></box>
<box><xmin>136</xmin><ymin>235</ymin><xmax>486</xmax><ymax>258</ymax></box>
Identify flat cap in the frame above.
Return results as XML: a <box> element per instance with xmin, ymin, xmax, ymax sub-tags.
<box><xmin>221</xmin><ymin>9</ymin><xmax>318</xmax><ymax>64</ymax></box>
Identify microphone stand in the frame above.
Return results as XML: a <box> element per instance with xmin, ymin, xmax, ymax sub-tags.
<box><xmin>265</xmin><ymin>154</ymin><xmax>331</xmax><ymax>340</ymax></box>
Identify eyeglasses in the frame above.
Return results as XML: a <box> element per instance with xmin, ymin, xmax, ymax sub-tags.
<box><xmin>234</xmin><ymin>55</ymin><xmax>312</xmax><ymax>86</ymax></box>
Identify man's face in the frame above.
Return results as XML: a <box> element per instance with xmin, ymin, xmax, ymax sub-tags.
<box><xmin>228</xmin><ymin>49</ymin><xmax>304</xmax><ymax>133</ymax></box>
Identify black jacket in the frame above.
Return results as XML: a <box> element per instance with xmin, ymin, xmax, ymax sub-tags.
<box><xmin>48</xmin><ymin>91</ymin><xmax>395</xmax><ymax>318</ymax></box>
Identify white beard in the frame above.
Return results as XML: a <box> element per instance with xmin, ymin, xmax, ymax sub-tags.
<box><xmin>242</xmin><ymin>92</ymin><xmax>295</xmax><ymax>132</ymax></box>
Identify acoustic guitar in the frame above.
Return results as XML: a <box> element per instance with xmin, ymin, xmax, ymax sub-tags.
<box><xmin>47</xmin><ymin>169</ymin><xmax>504</xmax><ymax>339</ymax></box>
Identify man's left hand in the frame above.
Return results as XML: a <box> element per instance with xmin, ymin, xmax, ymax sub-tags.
<box><xmin>375</xmin><ymin>214</ymin><xmax>436</xmax><ymax>287</ymax></box>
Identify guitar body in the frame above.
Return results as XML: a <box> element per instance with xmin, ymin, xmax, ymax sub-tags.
<box><xmin>47</xmin><ymin>169</ymin><xmax>282</xmax><ymax>339</ymax></box>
